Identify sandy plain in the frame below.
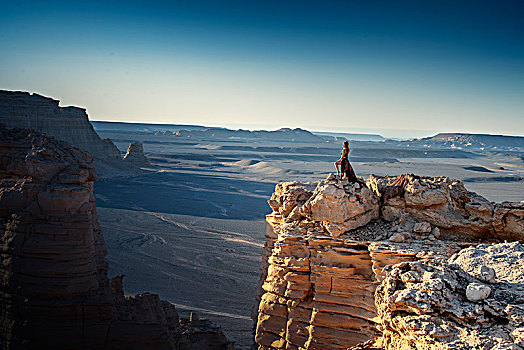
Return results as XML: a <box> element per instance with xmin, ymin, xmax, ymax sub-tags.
<box><xmin>93</xmin><ymin>125</ymin><xmax>524</xmax><ymax>349</ymax></box>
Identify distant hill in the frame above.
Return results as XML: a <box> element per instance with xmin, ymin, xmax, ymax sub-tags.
<box><xmin>172</xmin><ymin>127</ymin><xmax>333</xmax><ymax>142</ymax></box>
<box><xmin>92</xmin><ymin>121</ymin><xmax>208</xmax><ymax>133</ymax></box>
<box><xmin>92</xmin><ymin>121</ymin><xmax>341</xmax><ymax>142</ymax></box>
<box><xmin>404</xmin><ymin>133</ymin><xmax>524</xmax><ymax>152</ymax></box>
<box><xmin>313</xmin><ymin>131</ymin><xmax>386</xmax><ymax>142</ymax></box>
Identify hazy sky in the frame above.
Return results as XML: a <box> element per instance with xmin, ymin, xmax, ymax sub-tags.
<box><xmin>1</xmin><ymin>1</ymin><xmax>523</xmax><ymax>138</ymax></box>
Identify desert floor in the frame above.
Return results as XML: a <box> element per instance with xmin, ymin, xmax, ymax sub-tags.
<box><xmin>94</xmin><ymin>129</ymin><xmax>524</xmax><ymax>349</ymax></box>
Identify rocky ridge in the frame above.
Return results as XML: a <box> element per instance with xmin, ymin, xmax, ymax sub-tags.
<box><xmin>254</xmin><ymin>173</ymin><xmax>524</xmax><ymax>349</ymax></box>
<box><xmin>0</xmin><ymin>125</ymin><xmax>231</xmax><ymax>349</ymax></box>
<box><xmin>0</xmin><ymin>90</ymin><xmax>149</xmax><ymax>175</ymax></box>
<box><xmin>404</xmin><ymin>133</ymin><xmax>524</xmax><ymax>152</ymax></box>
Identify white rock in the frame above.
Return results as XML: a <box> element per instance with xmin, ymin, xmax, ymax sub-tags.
<box><xmin>466</xmin><ymin>282</ymin><xmax>491</xmax><ymax>302</ymax></box>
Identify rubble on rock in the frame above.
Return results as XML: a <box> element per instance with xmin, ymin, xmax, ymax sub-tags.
<box><xmin>373</xmin><ymin>242</ymin><xmax>524</xmax><ymax>349</ymax></box>
<box><xmin>0</xmin><ymin>125</ymin><xmax>232</xmax><ymax>349</ymax></box>
<box><xmin>254</xmin><ymin>173</ymin><xmax>524</xmax><ymax>350</ymax></box>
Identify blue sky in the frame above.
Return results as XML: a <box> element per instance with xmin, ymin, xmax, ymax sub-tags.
<box><xmin>1</xmin><ymin>0</ymin><xmax>523</xmax><ymax>137</ymax></box>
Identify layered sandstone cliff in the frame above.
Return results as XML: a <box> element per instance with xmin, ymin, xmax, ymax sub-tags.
<box><xmin>0</xmin><ymin>90</ymin><xmax>148</xmax><ymax>175</ymax></box>
<box><xmin>254</xmin><ymin>173</ymin><xmax>524</xmax><ymax>349</ymax></box>
<box><xmin>0</xmin><ymin>125</ymin><xmax>231</xmax><ymax>349</ymax></box>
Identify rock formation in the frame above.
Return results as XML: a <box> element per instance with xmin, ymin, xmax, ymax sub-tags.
<box><xmin>254</xmin><ymin>173</ymin><xmax>524</xmax><ymax>349</ymax></box>
<box><xmin>373</xmin><ymin>242</ymin><xmax>524</xmax><ymax>349</ymax></box>
<box><xmin>123</xmin><ymin>141</ymin><xmax>150</xmax><ymax>166</ymax></box>
<box><xmin>0</xmin><ymin>90</ymin><xmax>147</xmax><ymax>175</ymax></box>
<box><xmin>0</xmin><ymin>125</ymin><xmax>232</xmax><ymax>349</ymax></box>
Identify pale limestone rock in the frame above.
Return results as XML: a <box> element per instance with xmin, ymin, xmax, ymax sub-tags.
<box><xmin>300</xmin><ymin>175</ymin><xmax>379</xmax><ymax>236</ymax></box>
<box><xmin>372</xmin><ymin>243</ymin><xmax>524</xmax><ymax>350</ymax></box>
<box><xmin>369</xmin><ymin>174</ymin><xmax>524</xmax><ymax>241</ymax></box>
<box><xmin>466</xmin><ymin>282</ymin><xmax>491</xmax><ymax>302</ymax></box>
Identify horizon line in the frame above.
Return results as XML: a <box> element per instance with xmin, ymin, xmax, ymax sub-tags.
<box><xmin>90</xmin><ymin>119</ymin><xmax>524</xmax><ymax>139</ymax></box>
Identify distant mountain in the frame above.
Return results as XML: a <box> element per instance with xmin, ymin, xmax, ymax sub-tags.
<box><xmin>172</xmin><ymin>127</ymin><xmax>332</xmax><ymax>142</ymax></box>
<box><xmin>92</xmin><ymin>121</ymin><xmax>208</xmax><ymax>133</ymax></box>
<box><xmin>313</xmin><ymin>131</ymin><xmax>386</xmax><ymax>142</ymax></box>
<box><xmin>92</xmin><ymin>121</ymin><xmax>390</xmax><ymax>143</ymax></box>
<box><xmin>404</xmin><ymin>133</ymin><xmax>524</xmax><ymax>152</ymax></box>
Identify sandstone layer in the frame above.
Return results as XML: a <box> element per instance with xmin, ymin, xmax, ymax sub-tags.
<box><xmin>0</xmin><ymin>90</ymin><xmax>147</xmax><ymax>175</ymax></box>
<box><xmin>254</xmin><ymin>173</ymin><xmax>524</xmax><ymax>349</ymax></box>
<box><xmin>0</xmin><ymin>125</ymin><xmax>231</xmax><ymax>349</ymax></box>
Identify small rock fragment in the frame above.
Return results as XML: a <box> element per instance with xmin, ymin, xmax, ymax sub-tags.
<box><xmin>478</xmin><ymin>266</ymin><xmax>496</xmax><ymax>283</ymax></box>
<box><xmin>414</xmin><ymin>222</ymin><xmax>432</xmax><ymax>234</ymax></box>
<box><xmin>389</xmin><ymin>233</ymin><xmax>406</xmax><ymax>243</ymax></box>
<box><xmin>466</xmin><ymin>282</ymin><xmax>491</xmax><ymax>302</ymax></box>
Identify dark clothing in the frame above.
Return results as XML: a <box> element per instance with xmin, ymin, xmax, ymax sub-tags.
<box><xmin>341</xmin><ymin>156</ymin><xmax>358</xmax><ymax>182</ymax></box>
<box><xmin>380</xmin><ymin>174</ymin><xmax>420</xmax><ymax>204</ymax></box>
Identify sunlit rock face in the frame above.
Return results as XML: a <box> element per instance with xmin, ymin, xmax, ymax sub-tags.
<box><xmin>366</xmin><ymin>173</ymin><xmax>524</xmax><ymax>241</ymax></box>
<box><xmin>254</xmin><ymin>173</ymin><xmax>524</xmax><ymax>350</ymax></box>
<box><xmin>123</xmin><ymin>141</ymin><xmax>150</xmax><ymax>166</ymax></box>
<box><xmin>0</xmin><ymin>90</ymin><xmax>132</xmax><ymax>175</ymax></box>
<box><xmin>0</xmin><ymin>125</ymin><xmax>231</xmax><ymax>349</ymax></box>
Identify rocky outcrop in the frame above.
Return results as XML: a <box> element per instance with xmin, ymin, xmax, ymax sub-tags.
<box><xmin>254</xmin><ymin>173</ymin><xmax>524</xmax><ymax>349</ymax></box>
<box><xmin>366</xmin><ymin>173</ymin><xmax>524</xmax><ymax>241</ymax></box>
<box><xmin>374</xmin><ymin>242</ymin><xmax>524</xmax><ymax>349</ymax></box>
<box><xmin>0</xmin><ymin>125</ymin><xmax>231</xmax><ymax>349</ymax></box>
<box><xmin>0</xmin><ymin>90</ymin><xmax>140</xmax><ymax>175</ymax></box>
<box><xmin>123</xmin><ymin>141</ymin><xmax>150</xmax><ymax>166</ymax></box>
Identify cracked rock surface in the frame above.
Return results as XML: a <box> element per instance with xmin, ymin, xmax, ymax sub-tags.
<box><xmin>373</xmin><ymin>242</ymin><xmax>524</xmax><ymax>350</ymax></box>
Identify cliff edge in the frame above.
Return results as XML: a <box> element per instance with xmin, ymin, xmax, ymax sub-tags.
<box><xmin>254</xmin><ymin>173</ymin><xmax>524</xmax><ymax>349</ymax></box>
<box><xmin>0</xmin><ymin>125</ymin><xmax>232</xmax><ymax>349</ymax></box>
<box><xmin>0</xmin><ymin>90</ymin><xmax>148</xmax><ymax>175</ymax></box>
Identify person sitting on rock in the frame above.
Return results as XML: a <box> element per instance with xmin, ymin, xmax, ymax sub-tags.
<box><xmin>334</xmin><ymin>140</ymin><xmax>358</xmax><ymax>182</ymax></box>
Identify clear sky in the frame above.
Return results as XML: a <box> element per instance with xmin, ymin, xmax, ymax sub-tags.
<box><xmin>1</xmin><ymin>1</ymin><xmax>523</xmax><ymax>138</ymax></box>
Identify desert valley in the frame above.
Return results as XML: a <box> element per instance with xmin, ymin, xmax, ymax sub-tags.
<box><xmin>92</xmin><ymin>115</ymin><xmax>524</xmax><ymax>348</ymax></box>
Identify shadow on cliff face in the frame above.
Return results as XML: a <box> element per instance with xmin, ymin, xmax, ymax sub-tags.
<box><xmin>94</xmin><ymin>170</ymin><xmax>275</xmax><ymax>220</ymax></box>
